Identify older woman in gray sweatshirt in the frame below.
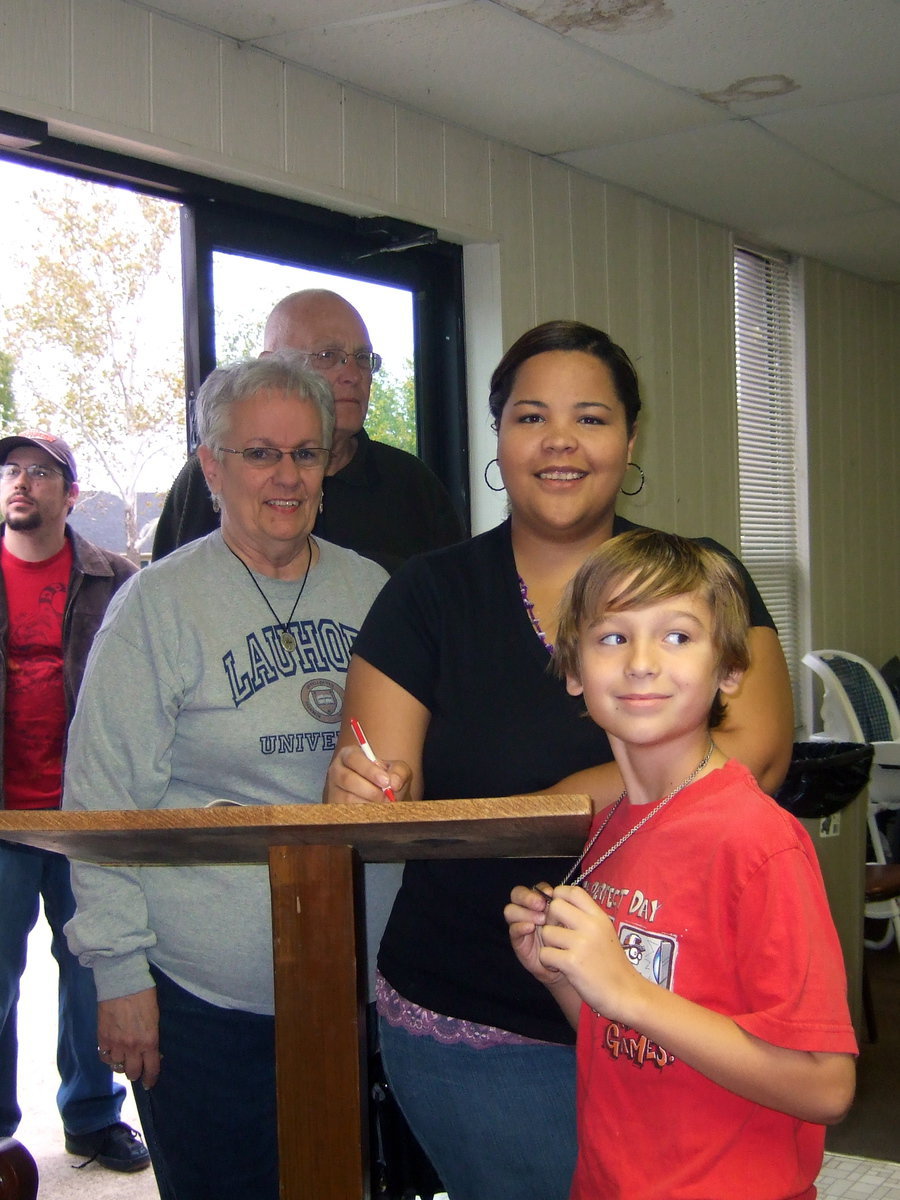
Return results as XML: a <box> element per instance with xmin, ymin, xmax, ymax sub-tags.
<box><xmin>64</xmin><ymin>354</ymin><xmax>388</xmax><ymax>1200</ymax></box>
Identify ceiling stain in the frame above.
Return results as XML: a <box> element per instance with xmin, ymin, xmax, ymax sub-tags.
<box><xmin>506</xmin><ymin>0</ymin><xmax>673</xmax><ymax>35</ymax></box>
<box><xmin>700</xmin><ymin>75</ymin><xmax>800</xmax><ymax>105</ymax></box>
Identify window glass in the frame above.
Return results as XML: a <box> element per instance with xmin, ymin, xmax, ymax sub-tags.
<box><xmin>0</xmin><ymin>138</ymin><xmax>469</xmax><ymax>545</ymax></box>
<box><xmin>184</xmin><ymin>198</ymin><xmax>468</xmax><ymax>527</ymax></box>
<box><xmin>212</xmin><ymin>253</ymin><xmax>417</xmax><ymax>454</ymax></box>
<box><xmin>0</xmin><ymin>158</ymin><xmax>184</xmax><ymax>561</ymax></box>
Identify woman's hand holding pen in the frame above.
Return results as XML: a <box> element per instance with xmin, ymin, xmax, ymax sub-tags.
<box><xmin>325</xmin><ymin>744</ymin><xmax>412</xmax><ymax>805</ymax></box>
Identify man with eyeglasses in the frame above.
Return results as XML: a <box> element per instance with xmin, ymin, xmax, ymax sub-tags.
<box><xmin>0</xmin><ymin>431</ymin><xmax>150</xmax><ymax>1173</ymax></box>
<box><xmin>152</xmin><ymin>288</ymin><xmax>464</xmax><ymax>572</ymax></box>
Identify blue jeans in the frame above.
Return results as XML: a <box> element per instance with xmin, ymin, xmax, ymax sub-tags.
<box><xmin>0</xmin><ymin>841</ymin><xmax>124</xmax><ymax>1137</ymax></box>
<box><xmin>133</xmin><ymin>968</ymin><xmax>278</xmax><ymax>1200</ymax></box>
<box><xmin>379</xmin><ymin>1016</ymin><xmax>577</xmax><ymax>1200</ymax></box>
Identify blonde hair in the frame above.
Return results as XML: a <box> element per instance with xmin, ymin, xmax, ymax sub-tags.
<box><xmin>554</xmin><ymin>530</ymin><xmax>751</xmax><ymax>728</ymax></box>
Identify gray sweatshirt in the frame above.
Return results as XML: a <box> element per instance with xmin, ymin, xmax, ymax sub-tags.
<box><xmin>64</xmin><ymin>531</ymin><xmax>394</xmax><ymax>1013</ymax></box>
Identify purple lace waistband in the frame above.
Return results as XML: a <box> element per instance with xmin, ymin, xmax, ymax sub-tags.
<box><xmin>375</xmin><ymin>971</ymin><xmax>547</xmax><ymax>1049</ymax></box>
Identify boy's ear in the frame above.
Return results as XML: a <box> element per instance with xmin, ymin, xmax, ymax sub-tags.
<box><xmin>565</xmin><ymin>672</ymin><xmax>584</xmax><ymax>698</ymax></box>
<box><xmin>718</xmin><ymin>666</ymin><xmax>744</xmax><ymax>697</ymax></box>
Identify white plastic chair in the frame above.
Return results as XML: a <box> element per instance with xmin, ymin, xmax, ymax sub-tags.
<box><xmin>803</xmin><ymin>649</ymin><xmax>900</xmax><ymax>950</ymax></box>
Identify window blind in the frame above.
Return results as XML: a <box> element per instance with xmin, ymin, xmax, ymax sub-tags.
<box><xmin>734</xmin><ymin>246</ymin><xmax>802</xmax><ymax>712</ymax></box>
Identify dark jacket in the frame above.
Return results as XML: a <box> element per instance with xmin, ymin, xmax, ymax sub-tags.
<box><xmin>0</xmin><ymin>526</ymin><xmax>137</xmax><ymax>807</ymax></box>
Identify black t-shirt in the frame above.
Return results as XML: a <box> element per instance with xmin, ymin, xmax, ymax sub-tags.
<box><xmin>354</xmin><ymin>516</ymin><xmax>776</xmax><ymax>1043</ymax></box>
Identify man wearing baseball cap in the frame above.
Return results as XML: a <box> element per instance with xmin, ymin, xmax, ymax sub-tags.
<box><xmin>0</xmin><ymin>430</ymin><xmax>149</xmax><ymax>1172</ymax></box>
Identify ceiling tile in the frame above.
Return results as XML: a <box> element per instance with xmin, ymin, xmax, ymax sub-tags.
<box><xmin>755</xmin><ymin>207</ymin><xmax>900</xmax><ymax>283</ymax></box>
<box><xmin>254</xmin><ymin>1</ymin><xmax>722</xmax><ymax>153</ymax></box>
<box><xmin>147</xmin><ymin>0</ymin><xmax>413</xmax><ymax>42</ymax></box>
<box><xmin>498</xmin><ymin>0</ymin><xmax>900</xmax><ymax>112</ymax></box>
<box><xmin>558</xmin><ymin>120</ymin><xmax>884</xmax><ymax>230</ymax></box>
<box><xmin>118</xmin><ymin>0</ymin><xmax>900</xmax><ymax>284</ymax></box>
<box><xmin>759</xmin><ymin>94</ymin><xmax>900</xmax><ymax>204</ymax></box>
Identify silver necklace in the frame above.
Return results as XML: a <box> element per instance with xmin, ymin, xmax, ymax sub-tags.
<box><xmin>561</xmin><ymin>740</ymin><xmax>715</xmax><ymax>890</ymax></box>
<box><xmin>227</xmin><ymin>537</ymin><xmax>313</xmax><ymax>652</ymax></box>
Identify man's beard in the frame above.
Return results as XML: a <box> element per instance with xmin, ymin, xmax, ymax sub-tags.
<box><xmin>4</xmin><ymin>508</ymin><xmax>43</xmax><ymax>532</ymax></box>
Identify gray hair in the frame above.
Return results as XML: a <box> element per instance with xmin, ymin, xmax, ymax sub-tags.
<box><xmin>195</xmin><ymin>352</ymin><xmax>336</xmax><ymax>454</ymax></box>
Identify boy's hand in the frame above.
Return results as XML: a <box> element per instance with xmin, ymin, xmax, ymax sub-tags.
<box><xmin>505</xmin><ymin>883</ymin><xmax>565</xmax><ymax>987</ymax></box>
<box><xmin>538</xmin><ymin>885</ymin><xmax>647</xmax><ymax>1023</ymax></box>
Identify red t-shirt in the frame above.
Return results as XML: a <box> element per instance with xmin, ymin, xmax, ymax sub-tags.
<box><xmin>2</xmin><ymin>539</ymin><xmax>72</xmax><ymax>809</ymax></box>
<box><xmin>571</xmin><ymin>759</ymin><xmax>857</xmax><ymax>1200</ymax></box>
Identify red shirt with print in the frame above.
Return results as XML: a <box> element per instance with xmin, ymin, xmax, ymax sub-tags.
<box><xmin>2</xmin><ymin>539</ymin><xmax>72</xmax><ymax>809</ymax></box>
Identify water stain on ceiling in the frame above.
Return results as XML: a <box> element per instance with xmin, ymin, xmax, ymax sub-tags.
<box><xmin>502</xmin><ymin>0</ymin><xmax>673</xmax><ymax>35</ymax></box>
<box><xmin>700</xmin><ymin>74</ymin><xmax>801</xmax><ymax>105</ymax></box>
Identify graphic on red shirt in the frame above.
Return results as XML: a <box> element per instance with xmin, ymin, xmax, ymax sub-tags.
<box><xmin>615</xmin><ymin>920</ymin><xmax>677</xmax><ymax>988</ymax></box>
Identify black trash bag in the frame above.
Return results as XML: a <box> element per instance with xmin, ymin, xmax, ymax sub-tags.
<box><xmin>773</xmin><ymin>741</ymin><xmax>874</xmax><ymax>819</ymax></box>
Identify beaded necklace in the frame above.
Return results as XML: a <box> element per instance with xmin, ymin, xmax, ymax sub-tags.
<box><xmin>518</xmin><ymin>575</ymin><xmax>553</xmax><ymax>653</ymax></box>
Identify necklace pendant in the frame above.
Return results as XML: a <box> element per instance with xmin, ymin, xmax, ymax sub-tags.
<box><xmin>227</xmin><ymin>535</ymin><xmax>312</xmax><ymax>658</ymax></box>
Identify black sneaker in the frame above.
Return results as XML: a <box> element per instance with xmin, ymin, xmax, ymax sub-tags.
<box><xmin>64</xmin><ymin>1121</ymin><xmax>151</xmax><ymax>1173</ymax></box>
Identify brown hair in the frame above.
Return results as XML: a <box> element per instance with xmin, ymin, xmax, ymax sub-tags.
<box><xmin>488</xmin><ymin>320</ymin><xmax>642</xmax><ymax>435</ymax></box>
<box><xmin>554</xmin><ymin>529</ymin><xmax>751</xmax><ymax>728</ymax></box>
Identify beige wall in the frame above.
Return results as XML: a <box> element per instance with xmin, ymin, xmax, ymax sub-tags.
<box><xmin>2</xmin><ymin>0</ymin><xmax>898</xmax><ymax>680</ymax></box>
<box><xmin>805</xmin><ymin>263</ymin><xmax>900</xmax><ymax>668</ymax></box>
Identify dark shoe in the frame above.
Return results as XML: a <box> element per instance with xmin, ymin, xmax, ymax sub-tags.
<box><xmin>64</xmin><ymin>1121</ymin><xmax>151</xmax><ymax>1173</ymax></box>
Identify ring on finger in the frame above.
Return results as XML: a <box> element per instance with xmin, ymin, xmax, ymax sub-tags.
<box><xmin>111</xmin><ymin>1061</ymin><xmax>126</xmax><ymax>1072</ymax></box>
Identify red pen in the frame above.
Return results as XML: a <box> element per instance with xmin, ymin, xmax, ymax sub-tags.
<box><xmin>349</xmin><ymin>718</ymin><xmax>397</xmax><ymax>802</ymax></box>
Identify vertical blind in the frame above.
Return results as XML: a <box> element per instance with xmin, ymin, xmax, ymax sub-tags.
<box><xmin>734</xmin><ymin>246</ymin><xmax>802</xmax><ymax>714</ymax></box>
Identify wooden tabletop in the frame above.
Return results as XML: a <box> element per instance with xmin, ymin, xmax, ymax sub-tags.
<box><xmin>0</xmin><ymin>794</ymin><xmax>592</xmax><ymax>864</ymax></box>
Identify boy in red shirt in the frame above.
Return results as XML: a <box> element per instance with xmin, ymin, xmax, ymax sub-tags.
<box><xmin>506</xmin><ymin>529</ymin><xmax>856</xmax><ymax>1200</ymax></box>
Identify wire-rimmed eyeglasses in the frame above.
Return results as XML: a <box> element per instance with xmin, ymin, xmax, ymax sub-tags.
<box><xmin>219</xmin><ymin>446</ymin><xmax>332</xmax><ymax>470</ymax></box>
<box><xmin>0</xmin><ymin>462</ymin><xmax>64</xmax><ymax>482</ymax></box>
<box><xmin>302</xmin><ymin>350</ymin><xmax>382</xmax><ymax>374</ymax></box>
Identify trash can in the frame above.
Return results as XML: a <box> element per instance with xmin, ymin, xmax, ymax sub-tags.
<box><xmin>774</xmin><ymin>741</ymin><xmax>874</xmax><ymax>819</ymax></box>
<box><xmin>774</xmin><ymin>740</ymin><xmax>873</xmax><ymax>1034</ymax></box>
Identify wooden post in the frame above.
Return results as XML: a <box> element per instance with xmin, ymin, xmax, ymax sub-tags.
<box><xmin>0</xmin><ymin>794</ymin><xmax>591</xmax><ymax>1198</ymax></box>
<box><xmin>270</xmin><ymin>843</ymin><xmax>367</xmax><ymax>1200</ymax></box>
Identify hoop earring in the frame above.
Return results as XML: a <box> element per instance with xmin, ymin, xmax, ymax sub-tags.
<box><xmin>620</xmin><ymin>462</ymin><xmax>645</xmax><ymax>496</ymax></box>
<box><xmin>483</xmin><ymin>458</ymin><xmax>505</xmax><ymax>493</ymax></box>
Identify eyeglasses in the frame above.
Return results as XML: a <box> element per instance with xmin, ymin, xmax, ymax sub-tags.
<box><xmin>0</xmin><ymin>463</ymin><xmax>64</xmax><ymax>482</ymax></box>
<box><xmin>302</xmin><ymin>350</ymin><xmax>382</xmax><ymax>374</ymax></box>
<box><xmin>219</xmin><ymin>446</ymin><xmax>332</xmax><ymax>470</ymax></box>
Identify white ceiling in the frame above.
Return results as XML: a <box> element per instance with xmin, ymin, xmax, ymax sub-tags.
<box><xmin>134</xmin><ymin>0</ymin><xmax>900</xmax><ymax>285</ymax></box>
